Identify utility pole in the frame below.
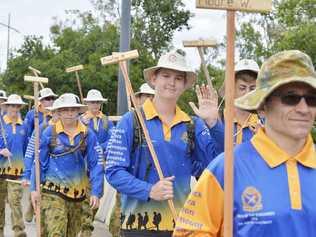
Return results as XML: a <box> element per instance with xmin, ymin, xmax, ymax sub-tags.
<box><xmin>0</xmin><ymin>13</ymin><xmax>21</xmax><ymax>68</ymax></box>
<box><xmin>7</xmin><ymin>13</ymin><xmax>10</xmax><ymax>64</ymax></box>
<box><xmin>117</xmin><ymin>0</ymin><xmax>132</xmax><ymax>115</ymax></box>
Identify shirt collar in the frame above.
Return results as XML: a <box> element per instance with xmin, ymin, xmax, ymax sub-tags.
<box><xmin>142</xmin><ymin>99</ymin><xmax>191</xmax><ymax>124</ymax></box>
<box><xmin>235</xmin><ymin>113</ymin><xmax>260</xmax><ymax>129</ymax></box>
<box><xmin>55</xmin><ymin>120</ymin><xmax>87</xmax><ymax>135</ymax></box>
<box><xmin>251</xmin><ymin>128</ymin><xmax>316</xmax><ymax>168</ymax></box>
<box><xmin>3</xmin><ymin>114</ymin><xmax>23</xmax><ymax>125</ymax></box>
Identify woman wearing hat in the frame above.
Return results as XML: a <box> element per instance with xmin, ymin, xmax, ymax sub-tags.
<box><xmin>0</xmin><ymin>94</ymin><xmax>28</xmax><ymax>237</ymax></box>
<box><xmin>105</xmin><ymin>49</ymin><xmax>222</xmax><ymax>237</ymax></box>
<box><xmin>24</xmin><ymin>87</ymin><xmax>58</xmax><ymax>139</ymax></box>
<box><xmin>30</xmin><ymin>93</ymin><xmax>104</xmax><ymax>237</ymax></box>
<box><xmin>173</xmin><ymin>50</ymin><xmax>316</xmax><ymax>237</ymax></box>
<box><xmin>135</xmin><ymin>83</ymin><xmax>155</xmax><ymax>106</ymax></box>
<box><xmin>80</xmin><ymin>89</ymin><xmax>113</xmax><ymax>236</ymax></box>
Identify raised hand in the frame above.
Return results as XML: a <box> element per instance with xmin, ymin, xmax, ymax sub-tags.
<box><xmin>189</xmin><ymin>84</ymin><xmax>219</xmax><ymax>128</ymax></box>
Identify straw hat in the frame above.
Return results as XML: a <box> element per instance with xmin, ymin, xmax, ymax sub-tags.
<box><xmin>2</xmin><ymin>94</ymin><xmax>27</xmax><ymax>106</ymax></box>
<box><xmin>143</xmin><ymin>49</ymin><xmax>197</xmax><ymax>90</ymax></box>
<box><xmin>39</xmin><ymin>88</ymin><xmax>58</xmax><ymax>101</ymax></box>
<box><xmin>235</xmin><ymin>59</ymin><xmax>260</xmax><ymax>74</ymax></box>
<box><xmin>0</xmin><ymin>90</ymin><xmax>7</xmax><ymax>101</ymax></box>
<box><xmin>135</xmin><ymin>83</ymin><xmax>155</xmax><ymax>97</ymax></box>
<box><xmin>83</xmin><ymin>89</ymin><xmax>108</xmax><ymax>103</ymax></box>
<box><xmin>235</xmin><ymin>50</ymin><xmax>316</xmax><ymax>112</ymax></box>
<box><xmin>51</xmin><ymin>93</ymin><xmax>87</xmax><ymax>113</ymax></box>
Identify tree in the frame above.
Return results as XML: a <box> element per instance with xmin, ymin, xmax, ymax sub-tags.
<box><xmin>3</xmin><ymin>0</ymin><xmax>194</xmax><ymax>114</ymax></box>
<box><xmin>236</xmin><ymin>0</ymin><xmax>316</xmax><ymax>66</ymax></box>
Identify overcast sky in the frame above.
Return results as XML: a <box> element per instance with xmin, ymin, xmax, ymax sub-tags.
<box><xmin>0</xmin><ymin>0</ymin><xmax>229</xmax><ymax>71</ymax></box>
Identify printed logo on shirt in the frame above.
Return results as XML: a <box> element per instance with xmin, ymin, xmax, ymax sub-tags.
<box><xmin>181</xmin><ymin>131</ymin><xmax>188</xmax><ymax>144</ymax></box>
<box><xmin>242</xmin><ymin>186</ymin><xmax>263</xmax><ymax>212</ymax></box>
<box><xmin>19</xmin><ymin>129</ymin><xmax>26</xmax><ymax>136</ymax></box>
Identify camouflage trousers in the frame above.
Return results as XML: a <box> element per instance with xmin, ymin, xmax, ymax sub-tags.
<box><xmin>41</xmin><ymin>192</ymin><xmax>83</xmax><ymax>237</ymax></box>
<box><xmin>0</xmin><ymin>179</ymin><xmax>25</xmax><ymax>233</ymax></box>
<box><xmin>80</xmin><ymin>185</ymin><xmax>98</xmax><ymax>234</ymax></box>
<box><xmin>109</xmin><ymin>192</ymin><xmax>121</xmax><ymax>237</ymax></box>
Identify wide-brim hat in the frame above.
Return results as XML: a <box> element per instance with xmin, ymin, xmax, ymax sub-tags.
<box><xmin>2</xmin><ymin>94</ymin><xmax>27</xmax><ymax>106</ymax></box>
<box><xmin>143</xmin><ymin>49</ymin><xmax>197</xmax><ymax>90</ymax></box>
<box><xmin>235</xmin><ymin>59</ymin><xmax>260</xmax><ymax>74</ymax></box>
<box><xmin>51</xmin><ymin>93</ymin><xmax>87</xmax><ymax>113</ymax></box>
<box><xmin>135</xmin><ymin>83</ymin><xmax>155</xmax><ymax>96</ymax></box>
<box><xmin>83</xmin><ymin>89</ymin><xmax>108</xmax><ymax>103</ymax></box>
<box><xmin>39</xmin><ymin>88</ymin><xmax>58</xmax><ymax>101</ymax></box>
<box><xmin>0</xmin><ymin>90</ymin><xmax>7</xmax><ymax>101</ymax></box>
<box><xmin>235</xmin><ymin>50</ymin><xmax>316</xmax><ymax>112</ymax></box>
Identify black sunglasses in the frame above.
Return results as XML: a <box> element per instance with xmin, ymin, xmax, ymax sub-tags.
<box><xmin>42</xmin><ymin>97</ymin><xmax>55</xmax><ymax>101</ymax></box>
<box><xmin>271</xmin><ymin>93</ymin><xmax>316</xmax><ymax>107</ymax></box>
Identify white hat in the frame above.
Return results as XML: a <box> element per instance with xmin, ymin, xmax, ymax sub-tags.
<box><xmin>135</xmin><ymin>83</ymin><xmax>155</xmax><ymax>97</ymax></box>
<box><xmin>83</xmin><ymin>89</ymin><xmax>108</xmax><ymax>103</ymax></box>
<box><xmin>46</xmin><ymin>98</ymin><xmax>61</xmax><ymax>111</ymax></box>
<box><xmin>51</xmin><ymin>93</ymin><xmax>87</xmax><ymax>113</ymax></box>
<box><xmin>235</xmin><ymin>59</ymin><xmax>260</xmax><ymax>74</ymax></box>
<box><xmin>143</xmin><ymin>49</ymin><xmax>197</xmax><ymax>90</ymax></box>
<box><xmin>39</xmin><ymin>88</ymin><xmax>58</xmax><ymax>101</ymax></box>
<box><xmin>0</xmin><ymin>90</ymin><xmax>7</xmax><ymax>100</ymax></box>
<box><xmin>2</xmin><ymin>94</ymin><xmax>27</xmax><ymax>105</ymax></box>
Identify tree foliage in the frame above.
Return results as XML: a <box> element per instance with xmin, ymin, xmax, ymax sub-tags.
<box><xmin>3</xmin><ymin>0</ymin><xmax>192</xmax><ymax>114</ymax></box>
<box><xmin>237</xmin><ymin>0</ymin><xmax>316</xmax><ymax>66</ymax></box>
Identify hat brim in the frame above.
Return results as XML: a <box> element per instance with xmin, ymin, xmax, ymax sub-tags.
<box><xmin>235</xmin><ymin>76</ymin><xmax>316</xmax><ymax>113</ymax></box>
<box><xmin>144</xmin><ymin>65</ymin><xmax>196</xmax><ymax>90</ymax></box>
<box><xmin>52</xmin><ymin>104</ymin><xmax>88</xmax><ymax>113</ymax></box>
<box><xmin>83</xmin><ymin>98</ymin><xmax>108</xmax><ymax>103</ymax></box>
<box><xmin>2</xmin><ymin>101</ymin><xmax>27</xmax><ymax>106</ymax></box>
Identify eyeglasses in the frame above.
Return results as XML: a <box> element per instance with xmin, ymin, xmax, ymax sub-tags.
<box><xmin>42</xmin><ymin>97</ymin><xmax>55</xmax><ymax>101</ymax></box>
<box><xmin>271</xmin><ymin>93</ymin><xmax>316</xmax><ymax>107</ymax></box>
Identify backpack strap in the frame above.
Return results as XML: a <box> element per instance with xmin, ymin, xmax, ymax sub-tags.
<box><xmin>49</xmin><ymin>124</ymin><xmax>88</xmax><ymax>158</ymax></box>
<box><xmin>184</xmin><ymin>118</ymin><xmax>195</xmax><ymax>156</ymax></box>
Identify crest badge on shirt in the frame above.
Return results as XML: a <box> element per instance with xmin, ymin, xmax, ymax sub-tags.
<box><xmin>242</xmin><ymin>186</ymin><xmax>263</xmax><ymax>212</ymax></box>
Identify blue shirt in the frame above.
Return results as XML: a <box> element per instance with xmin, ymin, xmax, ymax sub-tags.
<box><xmin>30</xmin><ymin>120</ymin><xmax>104</xmax><ymax>200</ymax></box>
<box><xmin>0</xmin><ymin>115</ymin><xmax>28</xmax><ymax>180</ymax></box>
<box><xmin>105</xmin><ymin>99</ymin><xmax>223</xmax><ymax>231</ymax></box>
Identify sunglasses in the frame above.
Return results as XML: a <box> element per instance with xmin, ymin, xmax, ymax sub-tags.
<box><xmin>271</xmin><ymin>93</ymin><xmax>316</xmax><ymax>107</ymax></box>
<box><xmin>42</xmin><ymin>97</ymin><xmax>55</xmax><ymax>101</ymax></box>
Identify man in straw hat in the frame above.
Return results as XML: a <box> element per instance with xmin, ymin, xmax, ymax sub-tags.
<box><xmin>135</xmin><ymin>83</ymin><xmax>155</xmax><ymax>106</ymax></box>
<box><xmin>30</xmin><ymin>93</ymin><xmax>104</xmax><ymax>237</ymax></box>
<box><xmin>80</xmin><ymin>89</ymin><xmax>113</xmax><ymax>236</ymax></box>
<box><xmin>0</xmin><ymin>94</ymin><xmax>28</xmax><ymax>237</ymax></box>
<box><xmin>24</xmin><ymin>87</ymin><xmax>58</xmax><ymax>139</ymax></box>
<box><xmin>173</xmin><ymin>50</ymin><xmax>316</xmax><ymax>237</ymax></box>
<box><xmin>105</xmin><ymin>49</ymin><xmax>223</xmax><ymax>237</ymax></box>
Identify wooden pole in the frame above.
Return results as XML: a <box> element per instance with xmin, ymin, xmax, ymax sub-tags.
<box><xmin>224</xmin><ymin>10</ymin><xmax>236</xmax><ymax>237</ymax></box>
<box><xmin>66</xmin><ymin>65</ymin><xmax>84</xmax><ymax>103</ymax></box>
<box><xmin>24</xmin><ymin>75</ymin><xmax>48</xmax><ymax>237</ymax></box>
<box><xmin>75</xmin><ymin>71</ymin><xmax>84</xmax><ymax>103</ymax></box>
<box><xmin>29</xmin><ymin>66</ymin><xmax>44</xmax><ymax>89</ymax></box>
<box><xmin>197</xmin><ymin>46</ymin><xmax>214</xmax><ymax>89</ymax></box>
<box><xmin>34</xmin><ymin>81</ymin><xmax>41</xmax><ymax>237</ymax></box>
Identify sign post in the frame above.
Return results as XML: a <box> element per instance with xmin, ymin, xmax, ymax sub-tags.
<box><xmin>196</xmin><ymin>1</ymin><xmax>272</xmax><ymax>236</ymax></box>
